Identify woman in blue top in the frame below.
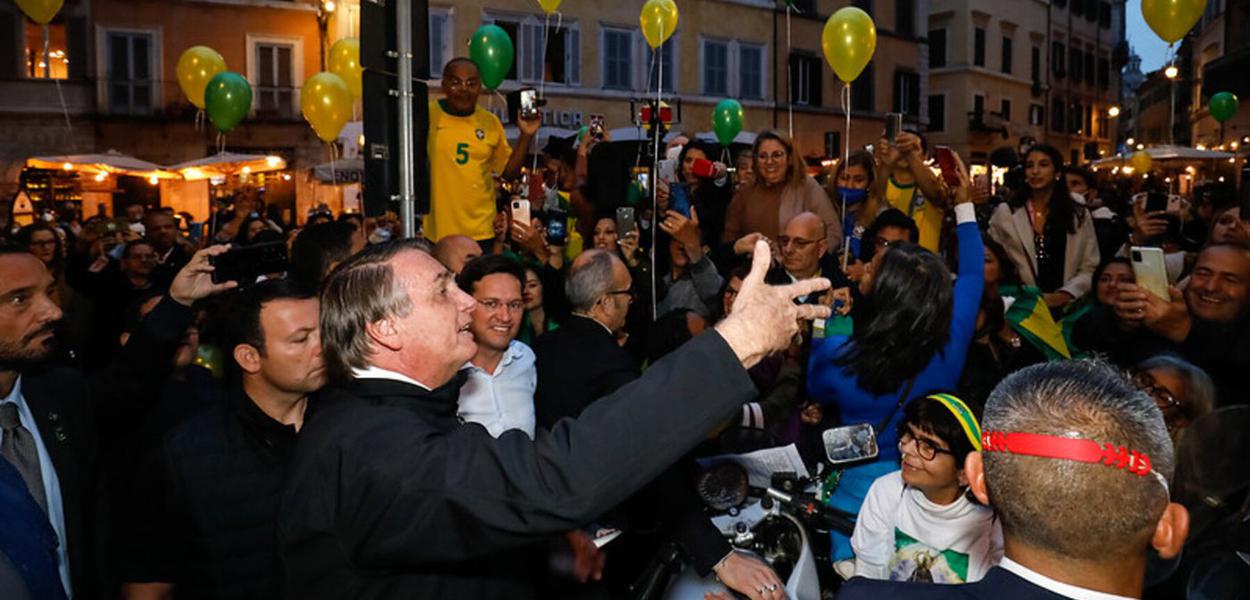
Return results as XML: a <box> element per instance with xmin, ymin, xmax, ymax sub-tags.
<box><xmin>809</xmin><ymin>150</ymin><xmax>983</xmax><ymax>561</ymax></box>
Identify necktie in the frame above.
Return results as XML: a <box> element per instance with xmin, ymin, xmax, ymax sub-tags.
<box><xmin>0</xmin><ymin>403</ymin><xmax>47</xmax><ymax>513</ymax></box>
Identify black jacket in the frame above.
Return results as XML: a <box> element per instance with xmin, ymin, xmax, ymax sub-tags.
<box><xmin>119</xmin><ymin>387</ymin><xmax>298</xmax><ymax>599</ymax></box>
<box><xmin>532</xmin><ymin>315</ymin><xmax>639</xmax><ymax>429</ymax></box>
<box><xmin>19</xmin><ymin>365</ymin><xmax>103</xmax><ymax>600</ymax></box>
<box><xmin>276</xmin><ymin>332</ymin><xmax>755</xmax><ymax>599</ymax></box>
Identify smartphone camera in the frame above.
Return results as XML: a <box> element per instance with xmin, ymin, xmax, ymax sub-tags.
<box><xmin>1132</xmin><ymin>250</ymin><xmax>1142</xmax><ymax>262</ymax></box>
<box><xmin>519</xmin><ymin>89</ymin><xmax>543</xmax><ymax>120</ymax></box>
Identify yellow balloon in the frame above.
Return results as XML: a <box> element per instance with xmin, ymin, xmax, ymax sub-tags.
<box><xmin>1141</xmin><ymin>0</ymin><xmax>1206</xmax><ymax>45</ymax></box>
<box><xmin>822</xmin><ymin>7</ymin><xmax>877</xmax><ymax>83</ymax></box>
<box><xmin>301</xmin><ymin>72</ymin><xmax>353</xmax><ymax>143</ymax></box>
<box><xmin>537</xmin><ymin>0</ymin><xmax>563</xmax><ymax>14</ymax></box>
<box><xmin>1129</xmin><ymin>151</ymin><xmax>1153</xmax><ymax>173</ymax></box>
<box><xmin>14</xmin><ymin>0</ymin><xmax>63</xmax><ymax>24</ymax></box>
<box><xmin>328</xmin><ymin>38</ymin><xmax>363</xmax><ymax>100</ymax></box>
<box><xmin>640</xmin><ymin>0</ymin><xmax>678</xmax><ymax>50</ymax></box>
<box><xmin>177</xmin><ymin>46</ymin><xmax>227</xmax><ymax>110</ymax></box>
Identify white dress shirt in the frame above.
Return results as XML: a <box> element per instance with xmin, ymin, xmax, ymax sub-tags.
<box><xmin>457</xmin><ymin>341</ymin><xmax>538</xmax><ymax>438</ymax></box>
<box><xmin>999</xmin><ymin>557</ymin><xmax>1138</xmax><ymax>600</ymax></box>
<box><xmin>3</xmin><ymin>376</ymin><xmax>71</xmax><ymax>597</ymax></box>
<box><xmin>352</xmin><ymin>365</ymin><xmax>431</xmax><ymax>390</ymax></box>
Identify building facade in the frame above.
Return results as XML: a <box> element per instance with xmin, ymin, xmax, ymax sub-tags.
<box><xmin>925</xmin><ymin>0</ymin><xmax>1125</xmax><ymax>168</ymax></box>
<box><xmin>1187</xmin><ymin>0</ymin><xmax>1249</xmax><ymax>149</ymax></box>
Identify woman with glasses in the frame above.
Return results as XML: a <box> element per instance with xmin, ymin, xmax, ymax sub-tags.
<box><xmin>808</xmin><ymin>149</ymin><xmax>983</xmax><ymax>563</ymax></box>
<box><xmin>1132</xmin><ymin>355</ymin><xmax>1215</xmax><ymax>448</ymax></box>
<box><xmin>720</xmin><ymin>130</ymin><xmax>842</xmax><ymax>262</ymax></box>
<box><xmin>850</xmin><ymin>393</ymin><xmax>1001</xmax><ymax>583</ymax></box>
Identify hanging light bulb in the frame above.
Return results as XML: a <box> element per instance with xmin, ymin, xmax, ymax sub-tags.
<box><xmin>148</xmin><ymin>174</ymin><xmax>159</xmax><ymax>185</ymax></box>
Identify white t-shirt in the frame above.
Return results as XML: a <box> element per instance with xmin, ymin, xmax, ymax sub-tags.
<box><xmin>851</xmin><ymin>471</ymin><xmax>1003</xmax><ymax>583</ymax></box>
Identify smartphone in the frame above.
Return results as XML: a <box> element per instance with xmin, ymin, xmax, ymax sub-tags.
<box><xmin>884</xmin><ymin>112</ymin><xmax>903</xmax><ymax>143</ymax></box>
<box><xmin>1145</xmin><ymin>191</ymin><xmax>1169</xmax><ymax>214</ymax></box>
<box><xmin>526</xmin><ymin>171</ymin><xmax>544</xmax><ymax>203</ymax></box>
<box><xmin>615</xmin><ymin>206</ymin><xmax>636</xmax><ymax>237</ymax></box>
<box><xmin>669</xmin><ymin>182</ymin><xmax>692</xmax><ymax>217</ymax></box>
<box><xmin>691</xmin><ymin>158</ymin><xmax>717</xmax><ymax>179</ymax></box>
<box><xmin>631</xmin><ymin>167</ymin><xmax>650</xmax><ymax>193</ymax></box>
<box><xmin>210</xmin><ymin>240</ymin><xmax>289</xmax><ymax>285</ymax></box>
<box><xmin>656</xmin><ymin>159</ymin><xmax>676</xmax><ymax>183</ymax></box>
<box><xmin>510</xmin><ymin>198</ymin><xmax>531</xmax><ymax>227</ymax></box>
<box><xmin>546</xmin><ymin>208</ymin><xmax>568</xmax><ymax>246</ymax></box>
<box><xmin>934</xmin><ymin>146</ymin><xmax>961</xmax><ymax>188</ymax></box>
<box><xmin>187</xmin><ymin>222</ymin><xmax>205</xmax><ymax>247</ymax></box>
<box><xmin>1131</xmin><ymin>246</ymin><xmax>1170</xmax><ymax>301</ymax></box>
<box><xmin>518</xmin><ymin>88</ymin><xmax>540</xmax><ymax>120</ymax></box>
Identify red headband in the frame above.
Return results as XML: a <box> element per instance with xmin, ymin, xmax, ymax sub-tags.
<box><xmin>980</xmin><ymin>431</ymin><xmax>1154</xmax><ymax>478</ymax></box>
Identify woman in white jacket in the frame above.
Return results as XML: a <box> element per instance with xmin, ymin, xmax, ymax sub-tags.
<box><xmin>988</xmin><ymin>144</ymin><xmax>1100</xmax><ymax>310</ymax></box>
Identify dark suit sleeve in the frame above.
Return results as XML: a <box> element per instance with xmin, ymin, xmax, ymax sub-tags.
<box><xmin>650</xmin><ymin>466</ymin><xmax>731</xmax><ymax>575</ymax></box>
<box><xmin>341</xmin><ymin>332</ymin><xmax>755</xmax><ymax>565</ymax></box>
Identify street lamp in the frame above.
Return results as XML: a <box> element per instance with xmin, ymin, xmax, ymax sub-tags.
<box><xmin>1126</xmin><ymin>137</ymin><xmax>1135</xmax><ymax>146</ymax></box>
<box><xmin>1164</xmin><ymin>64</ymin><xmax>1179</xmax><ymax>145</ymax></box>
<box><xmin>1107</xmin><ymin>105</ymin><xmax>1121</xmax><ymax>118</ymax></box>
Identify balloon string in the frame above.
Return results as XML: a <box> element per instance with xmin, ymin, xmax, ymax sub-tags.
<box><xmin>44</xmin><ymin>25</ymin><xmax>72</xmax><ymax>137</ymax></box>
<box><xmin>329</xmin><ymin>142</ymin><xmax>338</xmax><ymax>187</ymax></box>
<box><xmin>650</xmin><ymin>22</ymin><xmax>663</xmax><ymax>321</ymax></box>
<box><xmin>785</xmin><ymin>4</ymin><xmax>794</xmax><ymax>139</ymax></box>
<box><xmin>841</xmin><ymin>82</ymin><xmax>852</xmax><ymax>271</ymax></box>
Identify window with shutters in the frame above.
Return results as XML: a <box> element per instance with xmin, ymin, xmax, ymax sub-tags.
<box><xmin>790</xmin><ymin>53</ymin><xmax>822</xmax><ymax>106</ymax></box>
<box><xmin>893</xmin><ymin>69</ymin><xmax>920</xmax><ymax>117</ymax></box>
<box><xmin>973</xmin><ymin>94</ymin><xmax>985</xmax><ymax>118</ymax></box>
<box><xmin>106</xmin><ymin>32</ymin><xmax>154</xmax><ymax>115</ymax></box>
<box><xmin>852</xmin><ymin>0</ymin><xmax>873</xmax><ymax>16</ymax></box>
<box><xmin>739</xmin><ymin>43</ymin><xmax>765</xmax><ymax>100</ymax></box>
<box><xmin>1031</xmin><ymin>46</ymin><xmax>1041</xmax><ymax>82</ymax></box>
<box><xmin>895</xmin><ymin>0</ymin><xmax>915</xmax><ymax>37</ymax></box>
<box><xmin>23</xmin><ymin>17</ymin><xmax>68</xmax><ymax>79</ymax></box>
<box><xmin>1051</xmin><ymin>98</ymin><xmax>1065</xmax><ymax>132</ymax></box>
<box><xmin>487</xmin><ymin>16</ymin><xmax>580</xmax><ymax>85</ymax></box>
<box><xmin>1097</xmin><ymin>57</ymin><xmax>1110</xmax><ymax>89</ymax></box>
<box><xmin>1069</xmin><ymin>47</ymin><xmax>1082</xmax><ymax>82</ymax></box>
<box><xmin>646</xmin><ymin>39</ymin><xmax>674</xmax><ymax>92</ymax></box>
<box><xmin>1099</xmin><ymin>1</ymin><xmax>1112</xmax><ymax>28</ymax></box>
<box><xmin>1029</xmin><ymin>103</ymin><xmax>1044</xmax><ymax>126</ymax></box>
<box><xmin>429</xmin><ymin>10</ymin><xmax>453</xmax><ymax>77</ymax></box>
<box><xmin>1000</xmin><ymin>98</ymin><xmax>1012</xmax><ymax>122</ymax></box>
<box><xmin>929</xmin><ymin>29</ymin><xmax>947</xmax><ymax>68</ymax></box>
<box><xmin>703</xmin><ymin>39</ymin><xmax>729</xmax><ymax>96</ymax></box>
<box><xmin>255</xmin><ymin>42</ymin><xmax>295</xmax><ymax>118</ymax></box>
<box><xmin>1083</xmin><ymin>51</ymin><xmax>1095</xmax><ymax>86</ymax></box>
<box><xmin>602</xmin><ymin>28</ymin><xmax>632</xmax><ymax>90</ymax></box>
<box><xmin>928</xmin><ymin>94</ymin><xmax>945</xmax><ymax>132</ymax></box>
<box><xmin>1052</xmin><ymin>41</ymin><xmax>1065</xmax><ymax>78</ymax></box>
<box><xmin>851</xmin><ymin>62</ymin><xmax>874</xmax><ymax>111</ymax></box>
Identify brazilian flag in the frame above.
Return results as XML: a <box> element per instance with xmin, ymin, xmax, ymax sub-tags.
<box><xmin>999</xmin><ymin>285</ymin><xmax>1072</xmax><ymax>361</ymax></box>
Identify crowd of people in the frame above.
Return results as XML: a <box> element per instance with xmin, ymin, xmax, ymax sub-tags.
<box><xmin>0</xmin><ymin>55</ymin><xmax>1247</xmax><ymax>600</ymax></box>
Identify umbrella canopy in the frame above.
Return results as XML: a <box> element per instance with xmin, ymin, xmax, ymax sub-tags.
<box><xmin>26</xmin><ymin>149</ymin><xmax>178</xmax><ymax>179</ymax></box>
<box><xmin>1093</xmin><ymin>145</ymin><xmax>1234</xmax><ymax>167</ymax></box>
<box><xmin>170</xmin><ymin>152</ymin><xmax>287</xmax><ymax>180</ymax></box>
<box><xmin>311</xmin><ymin>158</ymin><xmax>364</xmax><ymax>184</ymax></box>
<box><xmin>692</xmin><ymin>131</ymin><xmax>758</xmax><ymax>146</ymax></box>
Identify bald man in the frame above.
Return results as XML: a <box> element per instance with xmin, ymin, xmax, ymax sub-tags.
<box><xmin>432</xmin><ymin>235</ymin><xmax>483</xmax><ymax>276</ymax></box>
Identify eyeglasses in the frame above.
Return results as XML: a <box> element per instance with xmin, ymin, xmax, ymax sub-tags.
<box><xmin>898</xmin><ymin>430</ymin><xmax>954</xmax><ymax>461</ymax></box>
<box><xmin>777</xmin><ymin>236</ymin><xmax>818</xmax><ymax>249</ymax></box>
<box><xmin>758</xmin><ymin>151</ymin><xmax>788</xmax><ymax>163</ymax></box>
<box><xmin>478</xmin><ymin>298</ymin><xmax>525</xmax><ymax>313</ymax></box>
<box><xmin>606</xmin><ymin>288</ymin><xmax>635</xmax><ymax>303</ymax></box>
<box><xmin>1133</xmin><ymin>372</ymin><xmax>1180</xmax><ymax>411</ymax></box>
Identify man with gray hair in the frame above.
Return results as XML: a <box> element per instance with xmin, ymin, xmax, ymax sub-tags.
<box><xmin>837</xmin><ymin>360</ymin><xmax>1189</xmax><ymax>599</ymax></box>
<box><xmin>277</xmin><ymin>238</ymin><xmax>830</xmax><ymax>600</ymax></box>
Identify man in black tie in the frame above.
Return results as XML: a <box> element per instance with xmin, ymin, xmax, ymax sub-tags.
<box><xmin>277</xmin><ymin>238</ymin><xmax>830</xmax><ymax>599</ymax></box>
<box><xmin>837</xmin><ymin>361</ymin><xmax>1189</xmax><ymax>600</ymax></box>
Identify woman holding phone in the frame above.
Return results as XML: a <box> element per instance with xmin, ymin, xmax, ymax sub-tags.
<box><xmin>672</xmin><ymin>141</ymin><xmax>733</xmax><ymax>246</ymax></box>
<box><xmin>988</xmin><ymin>144</ymin><xmax>1100</xmax><ymax>309</ymax></box>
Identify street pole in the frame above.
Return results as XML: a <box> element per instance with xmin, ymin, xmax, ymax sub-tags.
<box><xmin>1169</xmin><ymin>78</ymin><xmax>1175</xmax><ymax>145</ymax></box>
<box><xmin>396</xmin><ymin>0</ymin><xmax>416</xmax><ymax>237</ymax></box>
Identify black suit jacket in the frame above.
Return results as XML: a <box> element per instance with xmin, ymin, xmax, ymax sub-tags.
<box><xmin>532</xmin><ymin>315</ymin><xmax>639</xmax><ymax>429</ymax></box>
<box><xmin>277</xmin><ymin>332</ymin><xmax>755</xmax><ymax>599</ymax></box>
<box><xmin>837</xmin><ymin>567</ymin><xmax>1077</xmax><ymax>600</ymax></box>
<box><xmin>21</xmin><ymin>365</ymin><xmax>102</xmax><ymax>600</ymax></box>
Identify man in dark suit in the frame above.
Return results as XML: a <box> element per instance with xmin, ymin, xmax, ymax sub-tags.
<box><xmin>837</xmin><ymin>361</ymin><xmax>1189</xmax><ymax>600</ymax></box>
<box><xmin>277</xmin><ymin>238</ymin><xmax>830</xmax><ymax>600</ymax></box>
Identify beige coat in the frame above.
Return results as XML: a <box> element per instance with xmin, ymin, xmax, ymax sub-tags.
<box><xmin>722</xmin><ymin>176</ymin><xmax>843</xmax><ymax>250</ymax></box>
<box><xmin>988</xmin><ymin>202</ymin><xmax>1101</xmax><ymax>298</ymax></box>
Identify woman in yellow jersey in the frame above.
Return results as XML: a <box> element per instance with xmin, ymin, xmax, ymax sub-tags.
<box><xmin>871</xmin><ymin>131</ymin><xmax>949</xmax><ymax>253</ymax></box>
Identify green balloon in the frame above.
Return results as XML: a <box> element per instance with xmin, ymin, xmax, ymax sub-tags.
<box><xmin>712</xmin><ymin>99</ymin><xmax>744</xmax><ymax>147</ymax></box>
<box><xmin>468</xmin><ymin>25</ymin><xmax>514</xmax><ymax>91</ymax></box>
<box><xmin>204</xmin><ymin>71</ymin><xmax>253</xmax><ymax>133</ymax></box>
<box><xmin>1209</xmin><ymin>92</ymin><xmax>1240</xmax><ymax>124</ymax></box>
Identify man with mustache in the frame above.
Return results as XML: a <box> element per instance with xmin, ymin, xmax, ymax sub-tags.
<box><xmin>1115</xmin><ymin>243</ymin><xmax>1250</xmax><ymax>405</ymax></box>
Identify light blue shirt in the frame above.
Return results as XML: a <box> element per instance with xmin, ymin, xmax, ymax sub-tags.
<box><xmin>3</xmin><ymin>376</ymin><xmax>71</xmax><ymax>597</ymax></box>
<box><xmin>457</xmin><ymin>341</ymin><xmax>537</xmax><ymax>438</ymax></box>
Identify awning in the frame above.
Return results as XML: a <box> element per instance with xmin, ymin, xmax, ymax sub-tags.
<box><xmin>169</xmin><ymin>153</ymin><xmax>287</xmax><ymax>180</ymax></box>
<box><xmin>1092</xmin><ymin>144</ymin><xmax>1234</xmax><ymax>167</ymax></box>
<box><xmin>26</xmin><ymin>149</ymin><xmax>178</xmax><ymax>179</ymax></box>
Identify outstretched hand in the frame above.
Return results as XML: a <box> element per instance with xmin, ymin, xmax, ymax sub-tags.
<box><xmin>170</xmin><ymin>245</ymin><xmax>238</xmax><ymax>306</ymax></box>
<box><xmin>715</xmin><ymin>240</ymin><xmax>831</xmax><ymax>368</ymax></box>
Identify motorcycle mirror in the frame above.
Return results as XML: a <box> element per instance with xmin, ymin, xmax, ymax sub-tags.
<box><xmin>823</xmin><ymin>424</ymin><xmax>880</xmax><ymax>466</ymax></box>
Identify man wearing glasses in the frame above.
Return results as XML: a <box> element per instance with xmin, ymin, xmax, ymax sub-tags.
<box><xmin>455</xmin><ymin>255</ymin><xmax>538</xmax><ymax>438</ymax></box>
<box><xmin>424</xmin><ymin>57</ymin><xmax>540</xmax><ymax>246</ymax></box>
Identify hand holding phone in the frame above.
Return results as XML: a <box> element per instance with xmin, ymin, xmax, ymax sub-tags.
<box><xmin>1130</xmin><ymin>246</ymin><xmax>1170</xmax><ymax>300</ymax></box>
<box><xmin>934</xmin><ymin>146</ymin><xmax>961</xmax><ymax>188</ymax></box>
<box><xmin>884</xmin><ymin>113</ymin><xmax>903</xmax><ymax>143</ymax></box>
<box><xmin>510</xmin><ymin>198</ymin><xmax>531</xmax><ymax>227</ymax></box>
<box><xmin>209</xmin><ymin>240</ymin><xmax>289</xmax><ymax>286</ymax></box>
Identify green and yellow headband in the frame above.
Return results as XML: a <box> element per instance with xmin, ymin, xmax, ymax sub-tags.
<box><xmin>927</xmin><ymin>393</ymin><xmax>982</xmax><ymax>452</ymax></box>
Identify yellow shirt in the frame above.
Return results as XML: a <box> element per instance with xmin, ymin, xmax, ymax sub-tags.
<box><xmin>885</xmin><ymin>178</ymin><xmax>943</xmax><ymax>252</ymax></box>
<box><xmin>423</xmin><ymin>100</ymin><xmax>512</xmax><ymax>242</ymax></box>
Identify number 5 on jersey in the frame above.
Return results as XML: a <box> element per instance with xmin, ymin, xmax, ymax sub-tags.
<box><xmin>455</xmin><ymin>142</ymin><xmax>469</xmax><ymax>165</ymax></box>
